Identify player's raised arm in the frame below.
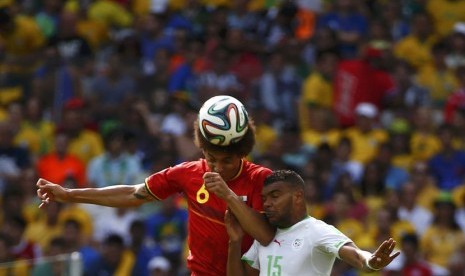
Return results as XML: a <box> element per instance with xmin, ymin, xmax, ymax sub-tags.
<box><xmin>204</xmin><ymin>172</ymin><xmax>276</xmax><ymax>245</ymax></box>
<box><xmin>37</xmin><ymin>178</ymin><xmax>156</xmax><ymax>208</ymax></box>
<box><xmin>225</xmin><ymin>192</ymin><xmax>275</xmax><ymax>245</ymax></box>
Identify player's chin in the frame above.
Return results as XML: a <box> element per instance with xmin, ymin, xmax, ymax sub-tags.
<box><xmin>220</xmin><ymin>172</ymin><xmax>235</xmax><ymax>181</ymax></box>
<box><xmin>265</xmin><ymin>212</ymin><xmax>279</xmax><ymax>225</ymax></box>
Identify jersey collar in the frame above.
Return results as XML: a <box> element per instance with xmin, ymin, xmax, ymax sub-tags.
<box><xmin>228</xmin><ymin>159</ymin><xmax>244</xmax><ymax>182</ymax></box>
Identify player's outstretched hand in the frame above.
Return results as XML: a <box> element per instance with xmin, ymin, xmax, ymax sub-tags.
<box><xmin>367</xmin><ymin>238</ymin><xmax>400</xmax><ymax>270</ymax></box>
<box><xmin>224</xmin><ymin>209</ymin><xmax>244</xmax><ymax>243</ymax></box>
<box><xmin>36</xmin><ymin>178</ymin><xmax>68</xmax><ymax>208</ymax></box>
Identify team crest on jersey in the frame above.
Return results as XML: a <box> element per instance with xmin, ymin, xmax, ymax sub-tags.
<box><xmin>292</xmin><ymin>238</ymin><xmax>304</xmax><ymax>251</ymax></box>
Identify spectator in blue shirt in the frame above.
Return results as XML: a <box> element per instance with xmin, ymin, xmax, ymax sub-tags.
<box><xmin>317</xmin><ymin>0</ymin><xmax>368</xmax><ymax>59</ymax></box>
<box><xmin>428</xmin><ymin>124</ymin><xmax>465</xmax><ymax>190</ymax></box>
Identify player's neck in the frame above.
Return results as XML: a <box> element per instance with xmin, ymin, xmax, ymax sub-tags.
<box><xmin>291</xmin><ymin>209</ymin><xmax>309</xmax><ymax>225</ymax></box>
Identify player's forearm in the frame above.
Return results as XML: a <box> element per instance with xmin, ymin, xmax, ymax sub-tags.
<box><xmin>339</xmin><ymin>244</ymin><xmax>376</xmax><ymax>272</ymax></box>
<box><xmin>225</xmin><ymin>195</ymin><xmax>275</xmax><ymax>245</ymax></box>
<box><xmin>65</xmin><ymin>185</ymin><xmax>145</xmax><ymax>207</ymax></box>
<box><xmin>227</xmin><ymin>240</ymin><xmax>246</xmax><ymax>276</ymax></box>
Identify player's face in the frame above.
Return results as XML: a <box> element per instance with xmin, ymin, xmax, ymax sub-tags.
<box><xmin>262</xmin><ymin>181</ymin><xmax>294</xmax><ymax>228</ymax></box>
<box><xmin>203</xmin><ymin>150</ymin><xmax>242</xmax><ymax>181</ymax></box>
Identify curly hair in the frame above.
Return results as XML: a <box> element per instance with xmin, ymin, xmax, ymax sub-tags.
<box><xmin>193</xmin><ymin>117</ymin><xmax>256</xmax><ymax>157</ymax></box>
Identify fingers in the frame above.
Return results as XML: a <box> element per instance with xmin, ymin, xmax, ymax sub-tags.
<box><xmin>36</xmin><ymin>178</ymin><xmax>50</xmax><ymax>187</ymax></box>
<box><xmin>203</xmin><ymin>172</ymin><xmax>219</xmax><ymax>179</ymax></box>
<box><xmin>370</xmin><ymin>238</ymin><xmax>400</xmax><ymax>269</ymax></box>
<box><xmin>38</xmin><ymin>192</ymin><xmax>50</xmax><ymax>208</ymax></box>
<box><xmin>383</xmin><ymin>238</ymin><xmax>396</xmax><ymax>254</ymax></box>
<box><xmin>387</xmin><ymin>239</ymin><xmax>396</xmax><ymax>255</ymax></box>
<box><xmin>36</xmin><ymin>178</ymin><xmax>55</xmax><ymax>208</ymax></box>
<box><xmin>390</xmin><ymin>250</ymin><xmax>401</xmax><ymax>261</ymax></box>
<box><xmin>39</xmin><ymin>199</ymin><xmax>49</xmax><ymax>209</ymax></box>
<box><xmin>376</xmin><ymin>238</ymin><xmax>395</xmax><ymax>255</ymax></box>
<box><xmin>37</xmin><ymin>185</ymin><xmax>48</xmax><ymax>198</ymax></box>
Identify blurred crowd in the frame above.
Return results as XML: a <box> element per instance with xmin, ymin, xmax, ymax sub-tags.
<box><xmin>1</xmin><ymin>0</ymin><xmax>465</xmax><ymax>275</ymax></box>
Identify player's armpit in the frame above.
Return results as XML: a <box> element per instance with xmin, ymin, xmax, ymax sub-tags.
<box><xmin>133</xmin><ymin>184</ymin><xmax>157</xmax><ymax>201</ymax></box>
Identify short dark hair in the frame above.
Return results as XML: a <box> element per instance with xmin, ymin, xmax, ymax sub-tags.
<box><xmin>104</xmin><ymin>234</ymin><xmax>125</xmax><ymax>247</ymax></box>
<box><xmin>103</xmin><ymin>127</ymin><xmax>127</xmax><ymax>147</ymax></box>
<box><xmin>0</xmin><ymin>7</ymin><xmax>12</xmax><ymax>26</ymax></box>
<box><xmin>401</xmin><ymin>233</ymin><xmax>419</xmax><ymax>248</ymax></box>
<box><xmin>193</xmin><ymin>117</ymin><xmax>256</xmax><ymax>157</ymax></box>
<box><xmin>49</xmin><ymin>236</ymin><xmax>66</xmax><ymax>249</ymax></box>
<box><xmin>5</xmin><ymin>215</ymin><xmax>27</xmax><ymax>230</ymax></box>
<box><xmin>64</xmin><ymin>218</ymin><xmax>82</xmax><ymax>231</ymax></box>
<box><xmin>0</xmin><ymin>233</ymin><xmax>12</xmax><ymax>247</ymax></box>
<box><xmin>264</xmin><ymin>170</ymin><xmax>305</xmax><ymax>190</ymax></box>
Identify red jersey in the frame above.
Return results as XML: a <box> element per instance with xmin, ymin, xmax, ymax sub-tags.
<box><xmin>11</xmin><ymin>240</ymin><xmax>41</xmax><ymax>261</ymax></box>
<box><xmin>444</xmin><ymin>88</ymin><xmax>465</xmax><ymax>123</ymax></box>
<box><xmin>145</xmin><ymin>159</ymin><xmax>271</xmax><ymax>275</ymax></box>
<box><xmin>402</xmin><ymin>261</ymin><xmax>433</xmax><ymax>276</ymax></box>
<box><xmin>333</xmin><ymin>59</ymin><xmax>394</xmax><ymax>127</ymax></box>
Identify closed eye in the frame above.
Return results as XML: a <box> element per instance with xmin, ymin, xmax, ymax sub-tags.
<box><xmin>262</xmin><ymin>190</ymin><xmax>282</xmax><ymax>200</ymax></box>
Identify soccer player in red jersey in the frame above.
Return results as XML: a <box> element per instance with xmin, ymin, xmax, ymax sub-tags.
<box><xmin>36</xmin><ymin>97</ymin><xmax>275</xmax><ymax>275</ymax></box>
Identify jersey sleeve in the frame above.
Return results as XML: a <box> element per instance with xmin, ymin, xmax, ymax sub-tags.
<box><xmin>145</xmin><ymin>163</ymin><xmax>187</xmax><ymax>200</ymax></box>
<box><xmin>241</xmin><ymin>240</ymin><xmax>260</xmax><ymax>270</ymax></box>
<box><xmin>314</xmin><ymin>221</ymin><xmax>352</xmax><ymax>259</ymax></box>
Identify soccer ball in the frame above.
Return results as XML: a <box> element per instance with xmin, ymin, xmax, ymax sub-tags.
<box><xmin>198</xmin><ymin>95</ymin><xmax>249</xmax><ymax>146</ymax></box>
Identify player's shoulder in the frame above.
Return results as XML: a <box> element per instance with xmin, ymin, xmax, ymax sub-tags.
<box><xmin>297</xmin><ymin>216</ymin><xmax>331</xmax><ymax>232</ymax></box>
<box><xmin>172</xmin><ymin>159</ymin><xmax>206</xmax><ymax>171</ymax></box>
<box><xmin>243</xmin><ymin>159</ymin><xmax>272</xmax><ymax>174</ymax></box>
<box><xmin>243</xmin><ymin>159</ymin><xmax>271</xmax><ymax>173</ymax></box>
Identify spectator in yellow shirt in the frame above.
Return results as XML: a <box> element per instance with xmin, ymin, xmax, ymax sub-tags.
<box><xmin>343</xmin><ymin>103</ymin><xmax>388</xmax><ymax>164</ymax></box>
<box><xmin>63</xmin><ymin>1</ymin><xmax>110</xmax><ymax>50</ymax></box>
<box><xmin>57</xmin><ymin>98</ymin><xmax>104</xmax><ymax>165</ymax></box>
<box><xmin>393</xmin><ymin>12</ymin><xmax>436</xmax><ymax>69</ymax></box>
<box><xmin>301</xmin><ymin>105</ymin><xmax>341</xmax><ymax>150</ymax></box>
<box><xmin>388</xmin><ymin>118</ymin><xmax>414</xmax><ymax>171</ymax></box>
<box><xmin>300</xmin><ymin>50</ymin><xmax>341</xmax><ymax>149</ymax></box>
<box><xmin>0</xmin><ymin>5</ymin><xmax>45</xmax><ymax>98</ymax></box>
<box><xmin>421</xmin><ymin>192</ymin><xmax>465</xmax><ymax>270</ymax></box>
<box><xmin>250</xmin><ymin>108</ymin><xmax>277</xmax><ymax>157</ymax></box>
<box><xmin>409</xmin><ymin>106</ymin><xmax>441</xmax><ymax>161</ymax></box>
<box><xmin>87</xmin><ymin>0</ymin><xmax>133</xmax><ymax>29</ymax></box>
<box><xmin>358</xmin><ymin>206</ymin><xmax>415</xmax><ymax>253</ymax></box>
<box><xmin>409</xmin><ymin>161</ymin><xmax>440</xmax><ymax>211</ymax></box>
<box><xmin>7</xmin><ymin>98</ymin><xmax>55</xmax><ymax>157</ymax></box>
<box><xmin>426</xmin><ymin>0</ymin><xmax>465</xmax><ymax>38</ymax></box>
<box><xmin>24</xmin><ymin>201</ymin><xmax>64</xmax><ymax>250</ymax></box>
<box><xmin>416</xmin><ymin>41</ymin><xmax>459</xmax><ymax>107</ymax></box>
<box><xmin>300</xmin><ymin>49</ymin><xmax>339</xmax><ymax>131</ymax></box>
<box><xmin>0</xmin><ymin>6</ymin><xmax>45</xmax><ymax>60</ymax></box>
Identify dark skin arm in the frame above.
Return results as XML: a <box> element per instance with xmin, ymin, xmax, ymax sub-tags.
<box><xmin>225</xmin><ymin>210</ymin><xmax>260</xmax><ymax>276</ymax></box>
<box><xmin>204</xmin><ymin>172</ymin><xmax>275</xmax><ymax>246</ymax></box>
<box><xmin>37</xmin><ymin>178</ymin><xmax>156</xmax><ymax>208</ymax></box>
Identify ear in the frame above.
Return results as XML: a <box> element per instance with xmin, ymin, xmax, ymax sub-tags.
<box><xmin>294</xmin><ymin>189</ymin><xmax>305</xmax><ymax>204</ymax></box>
